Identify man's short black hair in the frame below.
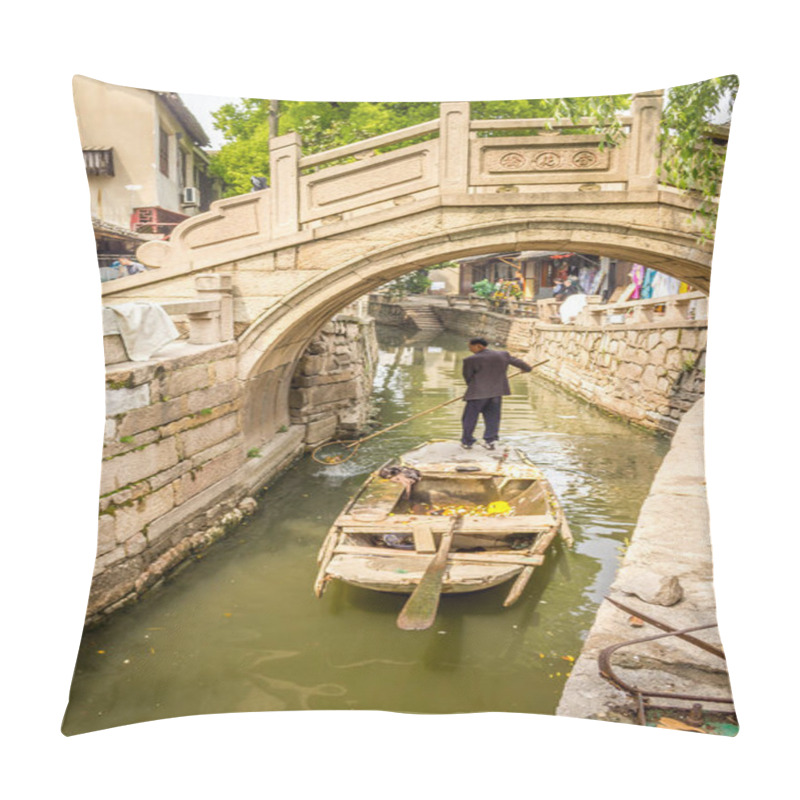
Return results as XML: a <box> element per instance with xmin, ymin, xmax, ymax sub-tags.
<box><xmin>469</xmin><ymin>337</ymin><xmax>488</xmax><ymax>347</ymax></box>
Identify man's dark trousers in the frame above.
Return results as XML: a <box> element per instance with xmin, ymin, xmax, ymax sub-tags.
<box><xmin>461</xmin><ymin>396</ymin><xmax>502</xmax><ymax>446</ymax></box>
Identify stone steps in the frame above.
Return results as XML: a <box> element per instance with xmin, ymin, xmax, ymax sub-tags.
<box><xmin>403</xmin><ymin>306</ymin><xmax>444</xmax><ymax>332</ymax></box>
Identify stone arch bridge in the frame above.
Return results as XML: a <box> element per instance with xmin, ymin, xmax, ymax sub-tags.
<box><xmin>102</xmin><ymin>92</ymin><xmax>714</xmax><ymax>451</ymax></box>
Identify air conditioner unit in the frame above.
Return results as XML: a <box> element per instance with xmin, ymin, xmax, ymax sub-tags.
<box><xmin>181</xmin><ymin>186</ymin><xmax>199</xmax><ymax>206</ymax></box>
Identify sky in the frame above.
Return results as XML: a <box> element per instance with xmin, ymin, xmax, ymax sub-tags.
<box><xmin>182</xmin><ymin>92</ymin><xmax>240</xmax><ymax>150</ymax></box>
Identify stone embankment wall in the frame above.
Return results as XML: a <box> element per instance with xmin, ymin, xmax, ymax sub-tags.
<box><xmin>368</xmin><ymin>296</ymin><xmax>410</xmax><ymax>328</ymax></box>
<box><xmin>432</xmin><ymin>303</ymin><xmax>535</xmax><ymax>354</ymax></box>
<box><xmin>529</xmin><ymin>323</ymin><xmax>706</xmax><ymax>434</ymax></box>
<box><xmin>290</xmin><ymin>314</ymin><xmax>379</xmax><ymax>447</ymax></box>
<box><xmin>93</xmin><ymin>315</ymin><xmax>377</xmax><ymax>626</ymax></box>
<box><xmin>556</xmin><ymin>399</ymin><xmax>734</xmax><ymax>725</ymax></box>
<box><xmin>399</xmin><ymin>299</ymin><xmax>706</xmax><ymax>435</ymax></box>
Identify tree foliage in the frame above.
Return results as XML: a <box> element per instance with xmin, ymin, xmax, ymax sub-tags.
<box><xmin>383</xmin><ymin>268</ymin><xmax>433</xmax><ymax>299</ymax></box>
<box><xmin>659</xmin><ymin>75</ymin><xmax>738</xmax><ymax>232</ymax></box>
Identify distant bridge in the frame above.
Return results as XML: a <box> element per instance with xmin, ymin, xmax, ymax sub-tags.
<box><xmin>101</xmin><ymin>91</ymin><xmax>716</xmax><ymax>448</ymax></box>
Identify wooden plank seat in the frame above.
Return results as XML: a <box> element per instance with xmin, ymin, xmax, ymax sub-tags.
<box><xmin>347</xmin><ymin>478</ymin><xmax>407</xmax><ymax>519</ymax></box>
<box><xmin>337</xmin><ymin>514</ymin><xmax>557</xmax><ymax>535</ymax></box>
<box><xmin>333</xmin><ymin>544</ymin><xmax>545</xmax><ymax>567</ymax></box>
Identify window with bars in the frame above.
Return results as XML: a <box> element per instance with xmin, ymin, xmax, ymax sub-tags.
<box><xmin>159</xmin><ymin>127</ymin><xmax>170</xmax><ymax>177</ymax></box>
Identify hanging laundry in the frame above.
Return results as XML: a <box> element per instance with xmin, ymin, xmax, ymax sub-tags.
<box><xmin>641</xmin><ymin>268</ymin><xmax>656</xmax><ymax>299</ymax></box>
<box><xmin>629</xmin><ymin>264</ymin><xmax>645</xmax><ymax>299</ymax></box>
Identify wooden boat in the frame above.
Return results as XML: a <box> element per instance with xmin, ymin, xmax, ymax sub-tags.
<box><xmin>314</xmin><ymin>440</ymin><xmax>573</xmax><ymax>608</ymax></box>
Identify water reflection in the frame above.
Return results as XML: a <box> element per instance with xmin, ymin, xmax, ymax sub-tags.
<box><xmin>63</xmin><ymin>325</ymin><xmax>668</xmax><ymax>734</ymax></box>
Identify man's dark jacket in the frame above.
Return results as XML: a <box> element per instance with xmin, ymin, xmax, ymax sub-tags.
<box><xmin>462</xmin><ymin>348</ymin><xmax>532</xmax><ymax>400</ymax></box>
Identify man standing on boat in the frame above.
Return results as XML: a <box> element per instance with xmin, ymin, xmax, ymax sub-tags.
<box><xmin>461</xmin><ymin>338</ymin><xmax>533</xmax><ymax>450</ymax></box>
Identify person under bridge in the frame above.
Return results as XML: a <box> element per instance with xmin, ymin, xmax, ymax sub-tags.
<box><xmin>460</xmin><ymin>338</ymin><xmax>532</xmax><ymax>450</ymax></box>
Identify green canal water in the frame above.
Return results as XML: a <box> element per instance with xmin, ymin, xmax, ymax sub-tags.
<box><xmin>62</xmin><ymin>328</ymin><xmax>669</xmax><ymax>735</ymax></box>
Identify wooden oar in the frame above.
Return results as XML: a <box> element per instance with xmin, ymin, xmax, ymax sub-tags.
<box><xmin>396</xmin><ymin>518</ymin><xmax>459</xmax><ymax>631</ymax></box>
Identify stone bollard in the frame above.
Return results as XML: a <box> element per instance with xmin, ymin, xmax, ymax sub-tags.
<box><xmin>188</xmin><ymin>273</ymin><xmax>234</xmax><ymax>344</ymax></box>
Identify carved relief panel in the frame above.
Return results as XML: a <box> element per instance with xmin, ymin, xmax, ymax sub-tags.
<box><xmin>471</xmin><ymin>134</ymin><xmax>628</xmax><ymax>186</ymax></box>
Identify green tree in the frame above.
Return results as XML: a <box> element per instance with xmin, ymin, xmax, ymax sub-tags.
<box><xmin>658</xmin><ymin>75</ymin><xmax>738</xmax><ymax>232</ymax></box>
<box><xmin>383</xmin><ymin>268</ymin><xmax>433</xmax><ymax>299</ymax></box>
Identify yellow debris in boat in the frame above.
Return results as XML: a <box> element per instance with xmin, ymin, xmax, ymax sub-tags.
<box><xmin>487</xmin><ymin>501</ymin><xmax>511</xmax><ymax>515</ymax></box>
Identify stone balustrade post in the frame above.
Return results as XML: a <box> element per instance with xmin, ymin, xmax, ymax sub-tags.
<box><xmin>187</xmin><ymin>273</ymin><xmax>234</xmax><ymax>344</ymax></box>
<box><xmin>631</xmin><ymin>303</ymin><xmax>655</xmax><ymax>324</ymax></box>
<box><xmin>628</xmin><ymin>90</ymin><xmax>663</xmax><ymax>192</ymax></box>
<box><xmin>663</xmin><ymin>296</ymin><xmax>692</xmax><ymax>323</ymax></box>
<box><xmin>269</xmin><ymin>131</ymin><xmax>302</xmax><ymax>237</ymax></box>
<box><xmin>439</xmin><ymin>102</ymin><xmax>471</xmax><ymax>194</ymax></box>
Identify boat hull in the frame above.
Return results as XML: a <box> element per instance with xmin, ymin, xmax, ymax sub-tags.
<box><xmin>326</xmin><ymin>553</ymin><xmax>523</xmax><ymax>594</ymax></box>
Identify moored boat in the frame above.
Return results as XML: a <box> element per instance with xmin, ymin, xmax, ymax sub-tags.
<box><xmin>314</xmin><ymin>440</ymin><xmax>572</xmax><ymax>612</ymax></box>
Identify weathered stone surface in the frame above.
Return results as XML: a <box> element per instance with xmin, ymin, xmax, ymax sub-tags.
<box><xmin>164</xmin><ymin>363</ymin><xmax>211</xmax><ymax>397</ymax></box>
<box><xmin>104</xmin><ymin>334</ymin><xmax>127</xmax><ymax>365</ymax></box>
<box><xmin>97</xmin><ymin>514</ymin><xmax>116</xmax><ymax>557</ymax></box>
<box><xmin>239</xmin><ymin>497</ymin><xmax>258</xmax><ymax>515</ymax></box>
<box><xmin>306</xmin><ymin>415</ymin><xmax>338</xmax><ymax>444</ymax></box>
<box><xmin>211</xmin><ymin>357</ymin><xmax>238</xmax><ymax>384</ymax></box>
<box><xmin>174</xmin><ymin>446</ymin><xmax>245</xmax><ymax>504</ymax></box>
<box><xmin>104</xmin><ymin>418</ymin><xmax>117</xmax><ymax>442</ymax></box>
<box><xmin>186</xmin><ymin>380</ymin><xmax>241</xmax><ymax>416</ymax></box>
<box><xmin>179</xmin><ymin>413</ymin><xmax>240</xmax><ymax>458</ymax></box>
<box><xmin>191</xmin><ymin>433</ymin><xmax>245</xmax><ymax>469</ymax></box>
<box><xmin>106</xmin><ymin>384</ymin><xmax>150</xmax><ymax>416</ymax></box>
<box><xmin>102</xmin><ymin>428</ymin><xmax>160</xmax><ymax>460</ymax></box>
<box><xmin>116</xmin><ymin>396</ymin><xmax>187</xmax><ymax>438</ymax></box>
<box><xmin>100</xmin><ymin>438</ymin><xmax>180</xmax><ymax>497</ymax></box>
<box><xmin>558</xmin><ymin>401</ymin><xmax>733</xmax><ymax>722</ymax></box>
<box><xmin>616</xmin><ymin>566</ymin><xmax>684</xmax><ymax>606</ymax></box>
<box><xmin>112</xmin><ymin>484</ymin><xmax>176</xmax><ymax>544</ymax></box>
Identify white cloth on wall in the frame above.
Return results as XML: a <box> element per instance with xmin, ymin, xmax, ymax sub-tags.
<box><xmin>559</xmin><ymin>293</ymin><xmax>587</xmax><ymax>324</ymax></box>
<box><xmin>107</xmin><ymin>302</ymin><xmax>180</xmax><ymax>361</ymax></box>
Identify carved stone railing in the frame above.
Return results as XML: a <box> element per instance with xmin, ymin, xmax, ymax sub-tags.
<box><xmin>572</xmin><ymin>291</ymin><xmax>708</xmax><ymax>326</ymax></box>
<box><xmin>135</xmin><ymin>93</ymin><xmax>665</xmax><ymax>276</ymax></box>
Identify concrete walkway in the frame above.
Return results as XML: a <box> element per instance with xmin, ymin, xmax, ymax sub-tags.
<box><xmin>556</xmin><ymin>399</ymin><xmax>736</xmax><ymax>729</ymax></box>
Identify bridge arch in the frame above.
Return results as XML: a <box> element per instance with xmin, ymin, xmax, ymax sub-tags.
<box><xmin>236</xmin><ymin>203</ymin><xmax>712</xmax><ymax>448</ymax></box>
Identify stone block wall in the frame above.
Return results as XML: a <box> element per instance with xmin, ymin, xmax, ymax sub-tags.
<box><xmin>531</xmin><ymin>323</ymin><xmax>706</xmax><ymax>433</ymax></box>
<box><xmin>368</xmin><ymin>295</ymin><xmax>410</xmax><ymax>327</ymax></box>
<box><xmin>95</xmin><ymin>342</ymin><xmax>270</xmax><ymax>624</ymax></box>
<box><xmin>92</xmin><ymin>312</ymin><xmax>378</xmax><ymax>625</ymax></box>
<box><xmin>290</xmin><ymin>315</ymin><xmax>379</xmax><ymax>446</ymax></box>
<box><xmin>434</xmin><ymin>305</ymin><xmax>534</xmax><ymax>353</ymax></box>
